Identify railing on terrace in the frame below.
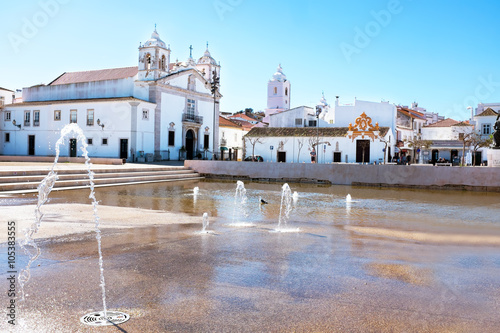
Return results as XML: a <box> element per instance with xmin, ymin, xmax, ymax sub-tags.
<box><xmin>182</xmin><ymin>113</ymin><xmax>203</xmax><ymax>124</ymax></box>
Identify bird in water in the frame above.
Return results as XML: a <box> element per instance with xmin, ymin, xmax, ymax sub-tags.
<box><xmin>259</xmin><ymin>196</ymin><xmax>268</xmax><ymax>205</ymax></box>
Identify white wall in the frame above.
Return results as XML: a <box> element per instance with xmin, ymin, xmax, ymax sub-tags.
<box><xmin>244</xmin><ymin>135</ymin><xmax>387</xmax><ymax>164</ymax></box>
<box><xmin>1</xmin><ymin>99</ymin><xmax>155</xmax><ymax>159</ymax></box>
<box><xmin>421</xmin><ymin>125</ymin><xmax>473</xmax><ymax>141</ymax></box>
<box><xmin>23</xmin><ymin>78</ymin><xmax>137</xmax><ymax>102</ymax></box>
<box><xmin>329</xmin><ymin>100</ymin><xmax>396</xmax><ymax>130</ymax></box>
<box><xmin>269</xmin><ymin>106</ymin><xmax>314</xmax><ymax>127</ymax></box>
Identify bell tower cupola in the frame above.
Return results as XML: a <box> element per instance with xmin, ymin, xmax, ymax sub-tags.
<box><xmin>138</xmin><ymin>27</ymin><xmax>170</xmax><ymax>81</ymax></box>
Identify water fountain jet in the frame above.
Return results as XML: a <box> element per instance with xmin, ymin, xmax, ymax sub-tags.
<box><xmin>17</xmin><ymin>123</ymin><xmax>129</xmax><ymax>326</ymax></box>
<box><xmin>229</xmin><ymin>181</ymin><xmax>252</xmax><ymax>227</ymax></box>
<box><xmin>274</xmin><ymin>183</ymin><xmax>299</xmax><ymax>232</ymax></box>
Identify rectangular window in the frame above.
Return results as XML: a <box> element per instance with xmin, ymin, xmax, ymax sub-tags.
<box><xmin>142</xmin><ymin>109</ymin><xmax>149</xmax><ymax>120</ymax></box>
<box><xmin>168</xmin><ymin>131</ymin><xmax>175</xmax><ymax>146</ymax></box>
<box><xmin>54</xmin><ymin>110</ymin><xmax>61</xmax><ymax>121</ymax></box>
<box><xmin>70</xmin><ymin>110</ymin><xmax>77</xmax><ymax>124</ymax></box>
<box><xmin>87</xmin><ymin>138</ymin><xmax>93</xmax><ymax>145</ymax></box>
<box><xmin>5</xmin><ymin>133</ymin><xmax>10</xmax><ymax>143</ymax></box>
<box><xmin>102</xmin><ymin>138</ymin><xmax>108</xmax><ymax>145</ymax></box>
<box><xmin>33</xmin><ymin>110</ymin><xmax>40</xmax><ymax>126</ymax></box>
<box><xmin>295</xmin><ymin>118</ymin><xmax>302</xmax><ymax>126</ymax></box>
<box><xmin>24</xmin><ymin>111</ymin><xmax>30</xmax><ymax>126</ymax></box>
<box><xmin>187</xmin><ymin>99</ymin><xmax>195</xmax><ymax>117</ymax></box>
<box><xmin>204</xmin><ymin>134</ymin><xmax>209</xmax><ymax>149</ymax></box>
<box><xmin>483</xmin><ymin>124</ymin><xmax>491</xmax><ymax>135</ymax></box>
<box><xmin>308</xmin><ymin>120</ymin><xmax>317</xmax><ymax>127</ymax></box>
<box><xmin>87</xmin><ymin>109</ymin><xmax>94</xmax><ymax>126</ymax></box>
<box><xmin>4</xmin><ymin>111</ymin><xmax>11</xmax><ymax>121</ymax></box>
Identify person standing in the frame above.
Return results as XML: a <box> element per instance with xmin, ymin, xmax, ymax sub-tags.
<box><xmin>310</xmin><ymin>148</ymin><xmax>317</xmax><ymax>163</ymax></box>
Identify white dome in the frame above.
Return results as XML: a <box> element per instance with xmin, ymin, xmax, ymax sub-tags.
<box><xmin>143</xmin><ymin>29</ymin><xmax>167</xmax><ymax>49</ymax></box>
<box><xmin>198</xmin><ymin>48</ymin><xmax>217</xmax><ymax>65</ymax></box>
<box><xmin>271</xmin><ymin>64</ymin><xmax>287</xmax><ymax>82</ymax></box>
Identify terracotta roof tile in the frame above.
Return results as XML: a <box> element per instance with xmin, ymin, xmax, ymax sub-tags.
<box><xmin>219</xmin><ymin>116</ymin><xmax>242</xmax><ymax>129</ymax></box>
<box><xmin>49</xmin><ymin>67</ymin><xmax>138</xmax><ymax>85</ymax></box>
<box><xmin>397</xmin><ymin>107</ymin><xmax>426</xmax><ymax>120</ymax></box>
<box><xmin>229</xmin><ymin>114</ymin><xmax>256</xmax><ymax>122</ymax></box>
<box><xmin>452</xmin><ymin>121</ymin><xmax>473</xmax><ymax>127</ymax></box>
<box><xmin>476</xmin><ymin>107</ymin><xmax>498</xmax><ymax>117</ymax></box>
<box><xmin>424</xmin><ymin>118</ymin><xmax>460</xmax><ymax>128</ymax></box>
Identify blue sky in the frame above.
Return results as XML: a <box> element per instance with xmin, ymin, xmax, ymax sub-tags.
<box><xmin>2</xmin><ymin>0</ymin><xmax>500</xmax><ymax>120</ymax></box>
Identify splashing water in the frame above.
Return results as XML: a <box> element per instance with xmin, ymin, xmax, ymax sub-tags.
<box><xmin>230</xmin><ymin>181</ymin><xmax>250</xmax><ymax>226</ymax></box>
<box><xmin>18</xmin><ymin>123</ymin><xmax>108</xmax><ymax>317</ymax></box>
<box><xmin>346</xmin><ymin>194</ymin><xmax>352</xmax><ymax>203</ymax></box>
<box><xmin>193</xmin><ymin>187</ymin><xmax>199</xmax><ymax>196</ymax></box>
<box><xmin>277</xmin><ymin>183</ymin><xmax>293</xmax><ymax>230</ymax></box>
<box><xmin>201</xmin><ymin>212</ymin><xmax>209</xmax><ymax>233</ymax></box>
<box><xmin>292</xmin><ymin>191</ymin><xmax>299</xmax><ymax>204</ymax></box>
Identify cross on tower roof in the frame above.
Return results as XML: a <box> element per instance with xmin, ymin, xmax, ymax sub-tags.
<box><xmin>189</xmin><ymin>45</ymin><xmax>193</xmax><ymax>58</ymax></box>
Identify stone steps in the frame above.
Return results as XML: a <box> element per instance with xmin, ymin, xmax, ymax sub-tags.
<box><xmin>0</xmin><ymin>166</ymin><xmax>202</xmax><ymax>193</ymax></box>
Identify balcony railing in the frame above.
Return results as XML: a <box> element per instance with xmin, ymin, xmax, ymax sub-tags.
<box><xmin>182</xmin><ymin>113</ymin><xmax>203</xmax><ymax>124</ymax></box>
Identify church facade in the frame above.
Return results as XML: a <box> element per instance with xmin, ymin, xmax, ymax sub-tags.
<box><xmin>0</xmin><ymin>29</ymin><xmax>221</xmax><ymax>161</ymax></box>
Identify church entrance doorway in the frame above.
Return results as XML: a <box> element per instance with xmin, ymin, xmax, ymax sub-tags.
<box><xmin>186</xmin><ymin>130</ymin><xmax>195</xmax><ymax>160</ymax></box>
<box><xmin>356</xmin><ymin>140</ymin><xmax>370</xmax><ymax>163</ymax></box>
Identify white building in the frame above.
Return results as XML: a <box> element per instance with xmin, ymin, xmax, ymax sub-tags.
<box><xmin>219</xmin><ymin>116</ymin><xmax>249</xmax><ymax>161</ymax></box>
<box><xmin>473</xmin><ymin>107</ymin><xmax>498</xmax><ymax>163</ymax></box>
<box><xmin>244</xmin><ymin>123</ymin><xmax>392</xmax><ymax>164</ymax></box>
<box><xmin>476</xmin><ymin>103</ymin><xmax>500</xmax><ymax>116</ymax></box>
<box><xmin>0</xmin><ymin>87</ymin><xmax>14</xmax><ymax>107</ymax></box>
<box><xmin>395</xmin><ymin>106</ymin><xmax>427</xmax><ymax>162</ymax></box>
<box><xmin>0</xmin><ymin>29</ymin><xmax>221</xmax><ymax>161</ymax></box>
<box><xmin>420</xmin><ymin>119</ymin><xmax>474</xmax><ymax>164</ymax></box>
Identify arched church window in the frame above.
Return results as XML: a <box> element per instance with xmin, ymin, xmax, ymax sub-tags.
<box><xmin>274</xmin><ymin>87</ymin><xmax>277</xmax><ymax>95</ymax></box>
<box><xmin>285</xmin><ymin>87</ymin><xmax>288</xmax><ymax>96</ymax></box>
<box><xmin>160</xmin><ymin>55</ymin><xmax>166</xmax><ymax>71</ymax></box>
<box><xmin>188</xmin><ymin>75</ymin><xmax>196</xmax><ymax>91</ymax></box>
<box><xmin>146</xmin><ymin>53</ymin><xmax>152</xmax><ymax>70</ymax></box>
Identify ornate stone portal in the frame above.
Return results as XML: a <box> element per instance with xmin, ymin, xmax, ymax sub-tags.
<box><xmin>347</xmin><ymin>112</ymin><xmax>381</xmax><ymax>142</ymax></box>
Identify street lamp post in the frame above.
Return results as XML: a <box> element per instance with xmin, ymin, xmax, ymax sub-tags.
<box><xmin>210</xmin><ymin>69</ymin><xmax>220</xmax><ymax>160</ymax></box>
<box><xmin>315</xmin><ymin>106</ymin><xmax>321</xmax><ymax>163</ymax></box>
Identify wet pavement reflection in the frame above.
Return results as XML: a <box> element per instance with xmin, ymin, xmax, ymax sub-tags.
<box><xmin>1</xmin><ymin>180</ymin><xmax>500</xmax><ymax>332</ymax></box>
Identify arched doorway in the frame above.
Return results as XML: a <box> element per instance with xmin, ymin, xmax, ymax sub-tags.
<box><xmin>186</xmin><ymin>130</ymin><xmax>195</xmax><ymax>160</ymax></box>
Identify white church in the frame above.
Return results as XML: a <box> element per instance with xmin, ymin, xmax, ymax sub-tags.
<box><xmin>0</xmin><ymin>29</ymin><xmax>221</xmax><ymax>162</ymax></box>
<box><xmin>245</xmin><ymin>66</ymin><xmax>397</xmax><ymax>164</ymax></box>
